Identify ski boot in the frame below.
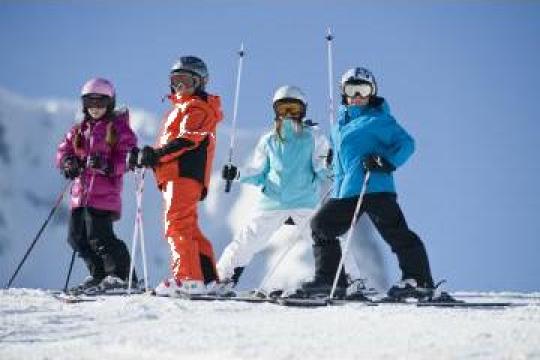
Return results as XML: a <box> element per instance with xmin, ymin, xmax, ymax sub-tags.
<box><xmin>68</xmin><ymin>275</ymin><xmax>103</xmax><ymax>296</ymax></box>
<box><xmin>344</xmin><ymin>278</ymin><xmax>375</xmax><ymax>301</ymax></box>
<box><xmin>421</xmin><ymin>281</ymin><xmax>462</xmax><ymax>304</ymax></box>
<box><xmin>207</xmin><ymin>279</ymin><xmax>236</xmax><ymax>297</ymax></box>
<box><xmin>154</xmin><ymin>278</ymin><xmax>207</xmax><ymax>297</ymax></box>
<box><xmin>384</xmin><ymin>279</ymin><xmax>434</xmax><ymax>302</ymax></box>
<box><xmin>98</xmin><ymin>275</ymin><xmax>128</xmax><ymax>294</ymax></box>
<box><xmin>291</xmin><ymin>276</ymin><xmax>347</xmax><ymax>299</ymax></box>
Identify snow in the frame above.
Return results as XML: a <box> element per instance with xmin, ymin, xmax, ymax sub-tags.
<box><xmin>1</xmin><ymin>289</ymin><xmax>540</xmax><ymax>360</ymax></box>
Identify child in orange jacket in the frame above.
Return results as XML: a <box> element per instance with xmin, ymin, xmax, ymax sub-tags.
<box><xmin>137</xmin><ymin>56</ymin><xmax>223</xmax><ymax>296</ymax></box>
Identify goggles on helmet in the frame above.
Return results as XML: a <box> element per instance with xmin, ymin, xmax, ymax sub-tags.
<box><xmin>170</xmin><ymin>71</ymin><xmax>200</xmax><ymax>91</ymax></box>
<box><xmin>343</xmin><ymin>82</ymin><xmax>373</xmax><ymax>98</ymax></box>
<box><xmin>82</xmin><ymin>94</ymin><xmax>112</xmax><ymax>109</ymax></box>
<box><xmin>274</xmin><ymin>101</ymin><xmax>305</xmax><ymax>119</ymax></box>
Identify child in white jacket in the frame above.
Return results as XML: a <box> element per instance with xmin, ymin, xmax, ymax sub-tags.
<box><xmin>217</xmin><ymin>86</ymin><xmax>331</xmax><ymax>293</ymax></box>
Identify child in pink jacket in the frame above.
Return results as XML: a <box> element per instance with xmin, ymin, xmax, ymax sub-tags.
<box><xmin>56</xmin><ymin>78</ymin><xmax>137</xmax><ymax>294</ymax></box>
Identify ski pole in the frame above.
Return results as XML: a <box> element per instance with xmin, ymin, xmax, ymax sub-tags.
<box><xmin>328</xmin><ymin>171</ymin><xmax>371</xmax><ymax>300</ymax></box>
<box><xmin>63</xmin><ymin>249</ymin><xmax>76</xmax><ymax>293</ymax></box>
<box><xmin>128</xmin><ymin>169</ymin><xmax>149</xmax><ymax>293</ymax></box>
<box><xmin>256</xmin><ymin>185</ymin><xmax>334</xmax><ymax>293</ymax></box>
<box><xmin>5</xmin><ymin>181</ymin><xmax>71</xmax><ymax>288</ymax></box>
<box><xmin>138</xmin><ymin>173</ymin><xmax>149</xmax><ymax>291</ymax></box>
<box><xmin>225</xmin><ymin>43</ymin><xmax>245</xmax><ymax>193</ymax></box>
<box><xmin>326</xmin><ymin>27</ymin><xmax>335</xmax><ymax>125</ymax></box>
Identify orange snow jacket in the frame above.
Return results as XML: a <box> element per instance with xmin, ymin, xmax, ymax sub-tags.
<box><xmin>154</xmin><ymin>92</ymin><xmax>223</xmax><ymax>200</ymax></box>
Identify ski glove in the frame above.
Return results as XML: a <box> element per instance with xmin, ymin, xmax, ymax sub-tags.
<box><xmin>87</xmin><ymin>154</ymin><xmax>112</xmax><ymax>175</ymax></box>
<box><xmin>139</xmin><ymin>146</ymin><xmax>159</xmax><ymax>168</ymax></box>
<box><xmin>362</xmin><ymin>154</ymin><xmax>396</xmax><ymax>173</ymax></box>
<box><xmin>127</xmin><ymin>147</ymin><xmax>140</xmax><ymax>171</ymax></box>
<box><xmin>222</xmin><ymin>164</ymin><xmax>239</xmax><ymax>181</ymax></box>
<box><xmin>62</xmin><ymin>155</ymin><xmax>82</xmax><ymax>180</ymax></box>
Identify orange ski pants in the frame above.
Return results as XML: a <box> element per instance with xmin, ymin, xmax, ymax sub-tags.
<box><xmin>162</xmin><ymin>178</ymin><xmax>218</xmax><ymax>282</ymax></box>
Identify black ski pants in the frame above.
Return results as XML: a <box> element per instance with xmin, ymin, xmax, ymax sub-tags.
<box><xmin>310</xmin><ymin>192</ymin><xmax>434</xmax><ymax>288</ymax></box>
<box><xmin>67</xmin><ymin>207</ymin><xmax>132</xmax><ymax>281</ymax></box>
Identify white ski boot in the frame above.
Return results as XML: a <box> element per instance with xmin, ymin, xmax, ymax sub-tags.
<box><xmin>154</xmin><ymin>278</ymin><xmax>207</xmax><ymax>297</ymax></box>
<box><xmin>207</xmin><ymin>279</ymin><xmax>236</xmax><ymax>297</ymax></box>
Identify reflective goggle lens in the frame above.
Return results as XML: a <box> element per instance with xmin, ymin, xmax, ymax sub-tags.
<box><xmin>170</xmin><ymin>72</ymin><xmax>198</xmax><ymax>89</ymax></box>
<box><xmin>343</xmin><ymin>83</ymin><xmax>372</xmax><ymax>98</ymax></box>
<box><xmin>82</xmin><ymin>95</ymin><xmax>111</xmax><ymax>108</ymax></box>
<box><xmin>275</xmin><ymin>102</ymin><xmax>304</xmax><ymax>118</ymax></box>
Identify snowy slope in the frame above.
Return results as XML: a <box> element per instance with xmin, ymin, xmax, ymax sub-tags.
<box><xmin>0</xmin><ymin>87</ymin><xmax>387</xmax><ymax>293</ymax></box>
<box><xmin>1</xmin><ymin>289</ymin><xmax>539</xmax><ymax>360</ymax></box>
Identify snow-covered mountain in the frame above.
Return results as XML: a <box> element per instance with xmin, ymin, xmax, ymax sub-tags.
<box><xmin>0</xmin><ymin>87</ymin><xmax>387</xmax><ymax>292</ymax></box>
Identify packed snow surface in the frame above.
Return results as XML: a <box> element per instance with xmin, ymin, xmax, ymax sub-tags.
<box><xmin>1</xmin><ymin>289</ymin><xmax>539</xmax><ymax>360</ymax></box>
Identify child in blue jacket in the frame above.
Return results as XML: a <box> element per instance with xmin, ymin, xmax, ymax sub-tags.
<box><xmin>301</xmin><ymin>67</ymin><xmax>435</xmax><ymax>300</ymax></box>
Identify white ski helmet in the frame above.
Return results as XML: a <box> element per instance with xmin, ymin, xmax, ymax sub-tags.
<box><xmin>340</xmin><ymin>67</ymin><xmax>378</xmax><ymax>95</ymax></box>
<box><xmin>272</xmin><ymin>85</ymin><xmax>306</xmax><ymax>105</ymax></box>
<box><xmin>272</xmin><ymin>85</ymin><xmax>307</xmax><ymax>118</ymax></box>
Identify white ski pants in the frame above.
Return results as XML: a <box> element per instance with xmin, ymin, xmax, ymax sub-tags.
<box><xmin>217</xmin><ymin>208</ymin><xmax>314</xmax><ymax>281</ymax></box>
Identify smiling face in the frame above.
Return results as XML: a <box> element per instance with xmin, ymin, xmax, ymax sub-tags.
<box><xmin>347</xmin><ymin>95</ymin><xmax>370</xmax><ymax>106</ymax></box>
<box><xmin>343</xmin><ymin>81</ymin><xmax>372</xmax><ymax>106</ymax></box>
<box><xmin>82</xmin><ymin>94</ymin><xmax>112</xmax><ymax>120</ymax></box>
<box><xmin>170</xmin><ymin>71</ymin><xmax>201</xmax><ymax>96</ymax></box>
<box><xmin>87</xmin><ymin>107</ymin><xmax>108</xmax><ymax>119</ymax></box>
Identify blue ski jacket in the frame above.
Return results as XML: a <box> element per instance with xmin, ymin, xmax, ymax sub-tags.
<box><xmin>240</xmin><ymin>120</ymin><xmax>330</xmax><ymax>211</ymax></box>
<box><xmin>331</xmin><ymin>98</ymin><xmax>415</xmax><ymax>198</ymax></box>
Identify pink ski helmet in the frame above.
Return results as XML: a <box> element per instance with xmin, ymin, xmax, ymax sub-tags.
<box><xmin>81</xmin><ymin>78</ymin><xmax>115</xmax><ymax>98</ymax></box>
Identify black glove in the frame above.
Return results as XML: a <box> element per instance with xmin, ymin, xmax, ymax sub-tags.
<box><xmin>62</xmin><ymin>156</ymin><xmax>82</xmax><ymax>180</ymax></box>
<box><xmin>87</xmin><ymin>154</ymin><xmax>112</xmax><ymax>175</ymax></box>
<box><xmin>222</xmin><ymin>164</ymin><xmax>239</xmax><ymax>181</ymax></box>
<box><xmin>127</xmin><ymin>147</ymin><xmax>140</xmax><ymax>171</ymax></box>
<box><xmin>326</xmin><ymin>148</ymin><xmax>333</xmax><ymax>167</ymax></box>
<box><xmin>362</xmin><ymin>154</ymin><xmax>396</xmax><ymax>173</ymax></box>
<box><xmin>139</xmin><ymin>146</ymin><xmax>159</xmax><ymax>168</ymax></box>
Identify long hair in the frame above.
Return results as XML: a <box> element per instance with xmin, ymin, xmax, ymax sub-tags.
<box><xmin>273</xmin><ymin>117</ymin><xmax>303</xmax><ymax>142</ymax></box>
<box><xmin>74</xmin><ymin>109</ymin><xmax>118</xmax><ymax>151</ymax></box>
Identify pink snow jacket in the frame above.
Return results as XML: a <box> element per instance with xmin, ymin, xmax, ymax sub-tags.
<box><xmin>56</xmin><ymin>109</ymin><xmax>137</xmax><ymax>220</ymax></box>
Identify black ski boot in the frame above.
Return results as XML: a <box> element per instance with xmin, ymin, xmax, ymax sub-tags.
<box><xmin>97</xmin><ymin>273</ymin><xmax>140</xmax><ymax>294</ymax></box>
<box><xmin>297</xmin><ymin>241</ymin><xmax>348</xmax><ymax>298</ymax></box>
<box><xmin>68</xmin><ymin>275</ymin><xmax>104</xmax><ymax>295</ymax></box>
<box><xmin>385</xmin><ymin>279</ymin><xmax>434</xmax><ymax>302</ymax></box>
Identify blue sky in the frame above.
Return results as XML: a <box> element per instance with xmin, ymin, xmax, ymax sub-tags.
<box><xmin>1</xmin><ymin>1</ymin><xmax>539</xmax><ymax>291</ymax></box>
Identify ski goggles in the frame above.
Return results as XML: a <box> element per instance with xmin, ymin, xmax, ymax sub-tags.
<box><xmin>170</xmin><ymin>71</ymin><xmax>200</xmax><ymax>90</ymax></box>
<box><xmin>343</xmin><ymin>83</ymin><xmax>373</xmax><ymax>98</ymax></box>
<box><xmin>82</xmin><ymin>95</ymin><xmax>112</xmax><ymax>109</ymax></box>
<box><xmin>274</xmin><ymin>101</ymin><xmax>305</xmax><ymax>118</ymax></box>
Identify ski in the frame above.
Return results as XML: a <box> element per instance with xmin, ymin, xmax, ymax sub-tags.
<box><xmin>277</xmin><ymin>297</ymin><xmax>328</xmax><ymax>307</ymax></box>
<box><xmin>160</xmin><ymin>290</ymin><xmax>277</xmax><ymax>303</ymax></box>
<box><xmin>274</xmin><ymin>292</ymin><xmax>530</xmax><ymax>308</ymax></box>
<box><xmin>52</xmin><ymin>293</ymin><xmax>97</xmax><ymax>304</ymax></box>
<box><xmin>415</xmin><ymin>301</ymin><xmax>522</xmax><ymax>308</ymax></box>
